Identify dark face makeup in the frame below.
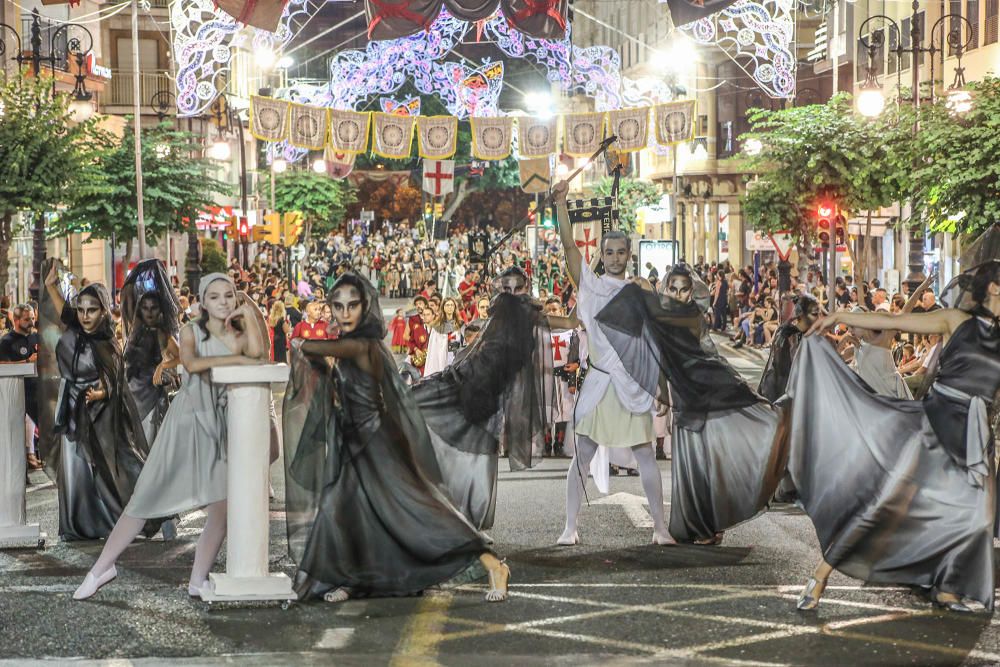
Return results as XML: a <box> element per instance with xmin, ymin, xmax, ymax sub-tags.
<box><xmin>331</xmin><ymin>285</ymin><xmax>364</xmax><ymax>333</ymax></box>
<box><xmin>76</xmin><ymin>294</ymin><xmax>105</xmax><ymax>333</ymax></box>
<box><xmin>665</xmin><ymin>275</ymin><xmax>694</xmax><ymax>303</ymax></box>
<box><xmin>139</xmin><ymin>296</ymin><xmax>162</xmax><ymax>328</ymax></box>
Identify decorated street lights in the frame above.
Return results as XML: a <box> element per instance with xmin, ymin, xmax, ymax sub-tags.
<box><xmin>856</xmin><ymin>2</ymin><xmax>973</xmax><ymax>293</ymax></box>
<box><xmin>0</xmin><ymin>9</ymin><xmax>94</xmax><ymax>298</ymax></box>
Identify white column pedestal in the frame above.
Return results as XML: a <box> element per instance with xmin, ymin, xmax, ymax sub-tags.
<box><xmin>201</xmin><ymin>363</ymin><xmax>295</xmax><ymax>603</ymax></box>
<box><xmin>0</xmin><ymin>363</ymin><xmax>45</xmax><ymax>549</ymax></box>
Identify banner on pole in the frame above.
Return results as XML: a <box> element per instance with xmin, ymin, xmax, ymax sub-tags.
<box><xmin>568</xmin><ymin>197</ymin><xmax>619</xmax><ymax>264</ymax></box>
<box><xmin>324</xmin><ymin>147</ymin><xmax>357</xmax><ymax>179</ymax></box>
<box><xmin>519</xmin><ymin>157</ymin><xmax>551</xmax><ymax>194</ymax></box>
<box><xmin>422</xmin><ymin>159</ymin><xmax>455</xmax><ymax>197</ymax></box>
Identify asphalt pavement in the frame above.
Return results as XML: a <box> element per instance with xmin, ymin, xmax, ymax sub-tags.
<box><xmin>2</xmin><ymin>322</ymin><xmax>998</xmax><ymax>666</ymax></box>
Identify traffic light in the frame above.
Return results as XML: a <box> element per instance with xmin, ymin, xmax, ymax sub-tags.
<box><xmin>238</xmin><ymin>216</ymin><xmax>249</xmax><ymax>239</ymax></box>
<box><xmin>815</xmin><ymin>202</ymin><xmax>834</xmax><ymax>248</ymax></box>
<box><xmin>834</xmin><ymin>214</ymin><xmax>847</xmax><ymax>247</ymax></box>
<box><xmin>283</xmin><ymin>212</ymin><xmax>303</xmax><ymax>245</ymax></box>
<box><xmin>424</xmin><ymin>202</ymin><xmax>432</xmax><ymax>220</ymax></box>
<box><xmin>225</xmin><ymin>216</ymin><xmax>240</xmax><ymax>241</ymax></box>
<box><xmin>254</xmin><ymin>213</ymin><xmax>282</xmax><ymax>244</ymax></box>
<box><xmin>542</xmin><ymin>205</ymin><xmax>554</xmax><ymax>228</ymax></box>
<box><xmin>528</xmin><ymin>200</ymin><xmax>537</xmax><ymax>225</ymax></box>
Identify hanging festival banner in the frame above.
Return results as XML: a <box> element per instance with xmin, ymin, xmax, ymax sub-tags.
<box><xmin>470</xmin><ymin>116</ymin><xmax>514</xmax><ymax>160</ymax></box>
<box><xmin>416</xmin><ymin>115</ymin><xmax>459</xmax><ymax>159</ymax></box>
<box><xmin>654</xmin><ymin>99</ymin><xmax>698</xmax><ymax>145</ymax></box>
<box><xmin>563</xmin><ymin>112</ymin><xmax>606</xmax><ymax>157</ymax></box>
<box><xmin>381</xmin><ymin>96</ymin><xmax>422</xmax><ymax>116</ymax></box>
<box><xmin>519</xmin><ymin>157</ymin><xmax>551</xmax><ymax>194</ymax></box>
<box><xmin>215</xmin><ymin>0</ymin><xmax>287</xmax><ymax>32</ymax></box>
<box><xmin>422</xmin><ymin>159</ymin><xmax>455</xmax><ymax>196</ymax></box>
<box><xmin>607</xmin><ymin>107</ymin><xmax>650</xmax><ymax>153</ymax></box>
<box><xmin>568</xmin><ymin>197</ymin><xmax>619</xmax><ymax>264</ymax></box>
<box><xmin>249</xmin><ymin>96</ymin><xmax>290</xmax><ymax>142</ymax></box>
<box><xmin>324</xmin><ymin>147</ymin><xmax>357</xmax><ymax>179</ymax></box>
<box><xmin>372</xmin><ymin>111</ymin><xmax>416</xmax><ymax>159</ymax></box>
<box><xmin>329</xmin><ymin>109</ymin><xmax>372</xmax><ymax>154</ymax></box>
<box><xmin>288</xmin><ymin>103</ymin><xmax>328</xmax><ymax>150</ymax></box>
<box><xmin>518</xmin><ymin>115</ymin><xmax>558</xmax><ymax>158</ymax></box>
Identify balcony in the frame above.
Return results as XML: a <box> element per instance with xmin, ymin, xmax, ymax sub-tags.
<box><xmin>104</xmin><ymin>71</ymin><xmax>173</xmax><ymax>110</ymax></box>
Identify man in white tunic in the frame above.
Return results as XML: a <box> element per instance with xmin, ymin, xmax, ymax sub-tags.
<box><xmin>552</xmin><ymin>180</ymin><xmax>671</xmax><ymax>546</ymax></box>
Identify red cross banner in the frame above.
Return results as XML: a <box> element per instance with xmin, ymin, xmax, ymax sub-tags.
<box><xmin>573</xmin><ymin>224</ymin><xmax>600</xmax><ymax>264</ymax></box>
<box><xmin>422</xmin><ymin>160</ymin><xmax>455</xmax><ymax>197</ymax></box>
<box><xmin>550</xmin><ymin>330</ymin><xmax>572</xmax><ymax>367</ymax></box>
<box><xmin>568</xmin><ymin>197</ymin><xmax>619</xmax><ymax>265</ymax></box>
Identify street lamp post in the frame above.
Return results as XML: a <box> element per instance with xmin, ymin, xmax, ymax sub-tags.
<box><xmin>857</xmin><ymin>3</ymin><xmax>972</xmax><ymax>294</ymax></box>
<box><xmin>210</xmin><ymin>96</ymin><xmax>250</xmax><ymax>269</ymax></box>
<box><xmin>0</xmin><ymin>10</ymin><xmax>94</xmax><ymax>299</ymax></box>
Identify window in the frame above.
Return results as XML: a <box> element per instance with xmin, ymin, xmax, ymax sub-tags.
<box><xmin>900</xmin><ymin>17</ymin><xmax>911</xmax><ymax>71</ymax></box>
<box><xmin>968</xmin><ymin>0</ymin><xmax>980</xmax><ymax>49</ymax></box>
<box><xmin>888</xmin><ymin>25</ymin><xmax>899</xmax><ymax>74</ymax></box>
<box><xmin>986</xmin><ymin>0</ymin><xmax>998</xmax><ymax>44</ymax></box>
<box><xmin>950</xmin><ymin>0</ymin><xmax>962</xmax><ymax>55</ymax></box>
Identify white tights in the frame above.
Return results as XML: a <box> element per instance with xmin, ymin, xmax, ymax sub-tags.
<box><xmin>563</xmin><ymin>435</ymin><xmax>667</xmax><ymax>537</ymax></box>
<box><xmin>90</xmin><ymin>500</ymin><xmax>228</xmax><ymax>588</ymax></box>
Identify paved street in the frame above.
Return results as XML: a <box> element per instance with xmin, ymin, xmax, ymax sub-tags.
<box><xmin>2</xmin><ymin>335</ymin><xmax>998</xmax><ymax>666</ymax></box>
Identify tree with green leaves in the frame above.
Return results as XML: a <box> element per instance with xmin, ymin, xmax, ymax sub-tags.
<box><xmin>56</xmin><ymin>121</ymin><xmax>229</xmax><ymax>261</ymax></box>
<box><xmin>594</xmin><ymin>176</ymin><xmax>659</xmax><ymax>234</ymax></box>
<box><xmin>200</xmin><ymin>237</ymin><xmax>228</xmax><ymax>273</ymax></box>
<box><xmin>740</xmin><ymin>95</ymin><xmax>910</xmax><ymax>242</ymax></box>
<box><xmin>260</xmin><ymin>169</ymin><xmax>358</xmax><ymax>244</ymax></box>
<box><xmin>908</xmin><ymin>76</ymin><xmax>1000</xmax><ymax>238</ymax></box>
<box><xmin>0</xmin><ymin>75</ymin><xmax>103</xmax><ymax>296</ymax></box>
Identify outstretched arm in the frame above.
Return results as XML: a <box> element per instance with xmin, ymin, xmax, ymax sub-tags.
<box><xmin>901</xmin><ymin>273</ymin><xmax>936</xmax><ymax>314</ymax></box>
<box><xmin>809</xmin><ymin>307</ymin><xmax>969</xmax><ymax>338</ymax></box>
<box><xmin>553</xmin><ymin>180</ymin><xmax>582</xmax><ymax>287</ymax></box>
<box><xmin>43</xmin><ymin>262</ymin><xmax>65</xmax><ymax>316</ymax></box>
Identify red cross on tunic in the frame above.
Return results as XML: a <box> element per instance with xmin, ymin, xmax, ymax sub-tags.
<box><xmin>576</xmin><ymin>227</ymin><xmax>598</xmax><ymax>264</ymax></box>
<box><xmin>551</xmin><ymin>334</ymin><xmax>568</xmax><ymax>362</ymax></box>
<box><xmin>425</xmin><ymin>162</ymin><xmax>453</xmax><ymax>196</ymax></box>
<box><xmin>447</xmin><ymin>331</ymin><xmax>459</xmax><ymax>345</ymax></box>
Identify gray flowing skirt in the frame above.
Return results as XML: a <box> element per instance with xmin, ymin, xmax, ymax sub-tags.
<box><xmin>670</xmin><ymin>402</ymin><xmax>781</xmax><ymax>542</ymax></box>
<box><xmin>785</xmin><ymin>337</ymin><xmax>995</xmax><ymax>608</ymax></box>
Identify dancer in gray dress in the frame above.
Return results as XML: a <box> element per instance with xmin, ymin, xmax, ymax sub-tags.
<box><xmin>73</xmin><ymin>273</ymin><xmax>270</xmax><ymax>601</ymax></box>
<box><xmin>790</xmin><ymin>229</ymin><xmax>1000</xmax><ymax>613</ymax></box>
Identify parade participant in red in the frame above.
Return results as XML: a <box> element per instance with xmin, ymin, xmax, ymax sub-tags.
<box><xmin>406</xmin><ymin>306</ymin><xmax>431</xmax><ymax>376</ymax></box>
<box><xmin>290</xmin><ymin>300</ymin><xmax>328</xmax><ymax>341</ymax></box>
<box><xmin>389</xmin><ymin>309</ymin><xmax>407</xmax><ymax>354</ymax></box>
<box><xmin>458</xmin><ymin>269</ymin><xmax>479</xmax><ymax>308</ymax></box>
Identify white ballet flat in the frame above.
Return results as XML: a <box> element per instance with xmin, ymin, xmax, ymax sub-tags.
<box><xmin>652</xmin><ymin>531</ymin><xmax>676</xmax><ymax>546</ymax></box>
<box><xmin>556</xmin><ymin>530</ymin><xmax>579</xmax><ymax>546</ymax></box>
<box><xmin>73</xmin><ymin>566</ymin><xmax>117</xmax><ymax>601</ymax></box>
<box><xmin>484</xmin><ymin>560</ymin><xmax>510</xmax><ymax>602</ymax></box>
<box><xmin>188</xmin><ymin>580</ymin><xmax>207</xmax><ymax>598</ymax></box>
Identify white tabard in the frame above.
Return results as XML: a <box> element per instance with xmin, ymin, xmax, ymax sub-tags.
<box><xmin>572</xmin><ymin>265</ymin><xmax>653</xmax><ymax>491</ymax></box>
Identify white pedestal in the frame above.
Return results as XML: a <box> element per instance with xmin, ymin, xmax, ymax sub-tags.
<box><xmin>0</xmin><ymin>363</ymin><xmax>45</xmax><ymax>549</ymax></box>
<box><xmin>200</xmin><ymin>364</ymin><xmax>295</xmax><ymax>603</ymax></box>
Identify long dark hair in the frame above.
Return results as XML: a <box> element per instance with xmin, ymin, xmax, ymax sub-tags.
<box><xmin>971</xmin><ymin>261</ymin><xmax>1000</xmax><ymax>308</ymax></box>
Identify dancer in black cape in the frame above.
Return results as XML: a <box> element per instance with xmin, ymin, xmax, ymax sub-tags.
<box><xmin>788</xmin><ymin>225</ymin><xmax>1000</xmax><ymax>613</ymax></box>
<box><xmin>411</xmin><ymin>265</ymin><xmax>561</xmax><ymax>530</ymax></box>
<box><xmin>595</xmin><ymin>264</ymin><xmax>784</xmax><ymax>544</ymax></box>
<box><xmin>283</xmin><ymin>272</ymin><xmax>511</xmax><ymax>603</ymax></box>
<box><xmin>120</xmin><ymin>259</ymin><xmax>182</xmax><ymax>447</ymax></box>
<box><xmin>39</xmin><ymin>260</ymin><xmax>160</xmax><ymax>541</ymax></box>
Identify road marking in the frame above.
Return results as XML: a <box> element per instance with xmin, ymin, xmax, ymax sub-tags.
<box><xmin>590</xmin><ymin>492</ymin><xmax>653</xmax><ymax>528</ymax></box>
<box><xmin>314</xmin><ymin>627</ymin><xmax>355</xmax><ymax>650</ymax></box>
<box><xmin>390</xmin><ymin>591</ymin><xmax>453</xmax><ymax>667</ymax></box>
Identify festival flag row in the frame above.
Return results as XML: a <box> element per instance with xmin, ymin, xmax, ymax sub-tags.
<box><xmin>249</xmin><ymin>95</ymin><xmax>698</xmax><ymax>161</ymax></box>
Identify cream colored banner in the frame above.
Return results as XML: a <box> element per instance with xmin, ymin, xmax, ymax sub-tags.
<box><xmin>470</xmin><ymin>116</ymin><xmax>514</xmax><ymax>160</ymax></box>
<box><xmin>518</xmin><ymin>116</ymin><xmax>558</xmax><ymax>158</ymax></box>
<box><xmin>329</xmin><ymin>109</ymin><xmax>371</xmax><ymax>154</ymax></box>
<box><xmin>608</xmin><ymin>107</ymin><xmax>650</xmax><ymax>153</ymax></box>
<box><xmin>288</xmin><ymin>103</ymin><xmax>328</xmax><ymax>150</ymax></box>
<box><xmin>416</xmin><ymin>115</ymin><xmax>458</xmax><ymax>159</ymax></box>
<box><xmin>562</xmin><ymin>112</ymin><xmax>606</xmax><ymax>157</ymax></box>
<box><xmin>654</xmin><ymin>99</ymin><xmax>697</xmax><ymax>145</ymax></box>
<box><xmin>249</xmin><ymin>96</ymin><xmax>289</xmax><ymax>142</ymax></box>
<box><xmin>372</xmin><ymin>112</ymin><xmax>416</xmax><ymax>159</ymax></box>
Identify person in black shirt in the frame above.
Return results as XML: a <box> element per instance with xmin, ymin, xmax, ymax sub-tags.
<box><xmin>0</xmin><ymin>304</ymin><xmax>41</xmax><ymax>469</ymax></box>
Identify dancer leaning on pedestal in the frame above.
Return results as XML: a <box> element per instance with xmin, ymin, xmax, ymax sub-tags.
<box><xmin>550</xmin><ymin>179</ymin><xmax>672</xmax><ymax>547</ymax></box>
<box><xmin>73</xmin><ymin>273</ymin><xmax>269</xmax><ymax>600</ymax></box>
<box><xmin>282</xmin><ymin>273</ymin><xmax>510</xmax><ymax>604</ymax></box>
<box><xmin>594</xmin><ymin>264</ymin><xmax>784</xmax><ymax>546</ymax></box>
<box><xmin>39</xmin><ymin>261</ymin><xmax>162</xmax><ymax>542</ymax></box>
<box><xmin>788</xmin><ymin>225</ymin><xmax>1000</xmax><ymax>613</ymax></box>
